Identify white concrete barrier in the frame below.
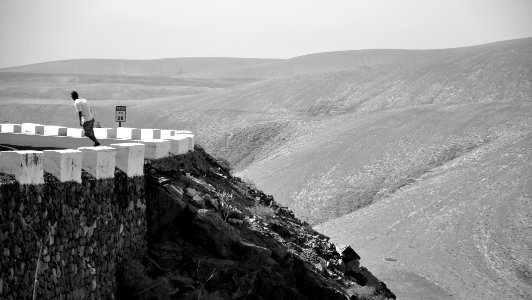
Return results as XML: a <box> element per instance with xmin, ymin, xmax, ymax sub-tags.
<box><xmin>174</xmin><ymin>130</ymin><xmax>193</xmax><ymax>134</ymax></box>
<box><xmin>78</xmin><ymin>146</ymin><xmax>116</xmax><ymax>179</ymax></box>
<box><xmin>110</xmin><ymin>143</ymin><xmax>145</xmax><ymax>176</ymax></box>
<box><xmin>176</xmin><ymin>134</ymin><xmax>195</xmax><ymax>151</ymax></box>
<box><xmin>139</xmin><ymin>139</ymin><xmax>170</xmax><ymax>159</ymax></box>
<box><xmin>67</xmin><ymin>128</ymin><xmax>85</xmax><ymax>137</ymax></box>
<box><xmin>21</xmin><ymin>123</ymin><xmax>45</xmax><ymax>135</ymax></box>
<box><xmin>94</xmin><ymin>128</ymin><xmax>117</xmax><ymax>139</ymax></box>
<box><xmin>1</xmin><ymin>123</ymin><xmax>196</xmax><ymax>184</ymax></box>
<box><xmin>0</xmin><ymin>132</ymin><xmax>126</xmax><ymax>149</ymax></box>
<box><xmin>116</xmin><ymin>127</ymin><xmax>140</xmax><ymax>139</ymax></box>
<box><xmin>0</xmin><ymin>150</ymin><xmax>44</xmax><ymax>184</ymax></box>
<box><xmin>44</xmin><ymin>126</ymin><xmax>68</xmax><ymax>136</ymax></box>
<box><xmin>167</xmin><ymin>135</ymin><xmax>189</xmax><ymax>155</ymax></box>
<box><xmin>135</xmin><ymin>129</ymin><xmax>161</xmax><ymax>140</ymax></box>
<box><xmin>43</xmin><ymin>149</ymin><xmax>82</xmax><ymax>182</ymax></box>
<box><xmin>0</xmin><ymin>123</ymin><xmax>21</xmax><ymax>133</ymax></box>
<box><xmin>160</xmin><ymin>130</ymin><xmax>175</xmax><ymax>139</ymax></box>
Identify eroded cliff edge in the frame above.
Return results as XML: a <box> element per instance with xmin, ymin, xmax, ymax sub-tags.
<box><xmin>0</xmin><ymin>146</ymin><xmax>395</xmax><ymax>299</ymax></box>
<box><xmin>130</xmin><ymin>146</ymin><xmax>395</xmax><ymax>299</ymax></box>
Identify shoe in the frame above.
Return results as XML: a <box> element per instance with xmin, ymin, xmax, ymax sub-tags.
<box><xmin>94</xmin><ymin>142</ymin><xmax>101</xmax><ymax>147</ymax></box>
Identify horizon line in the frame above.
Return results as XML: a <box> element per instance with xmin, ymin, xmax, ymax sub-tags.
<box><xmin>1</xmin><ymin>36</ymin><xmax>530</xmax><ymax>70</ymax></box>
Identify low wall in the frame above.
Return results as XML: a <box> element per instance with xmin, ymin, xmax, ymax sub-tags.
<box><xmin>0</xmin><ymin>122</ymin><xmax>194</xmax><ymax>299</ymax></box>
<box><xmin>0</xmin><ymin>123</ymin><xmax>194</xmax><ymax>156</ymax></box>
<box><xmin>0</xmin><ymin>171</ymin><xmax>146</xmax><ymax>299</ymax></box>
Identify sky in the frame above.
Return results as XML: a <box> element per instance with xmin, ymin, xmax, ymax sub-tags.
<box><xmin>0</xmin><ymin>0</ymin><xmax>531</xmax><ymax>68</ymax></box>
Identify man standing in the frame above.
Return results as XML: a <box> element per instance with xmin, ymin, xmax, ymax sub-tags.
<box><xmin>71</xmin><ymin>91</ymin><xmax>100</xmax><ymax>146</ymax></box>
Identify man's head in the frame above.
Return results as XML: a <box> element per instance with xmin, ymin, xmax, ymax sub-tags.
<box><xmin>71</xmin><ymin>91</ymin><xmax>78</xmax><ymax>100</ymax></box>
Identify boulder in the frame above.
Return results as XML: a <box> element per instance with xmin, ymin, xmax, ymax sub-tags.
<box><xmin>337</xmin><ymin>245</ymin><xmax>361</xmax><ymax>262</ymax></box>
<box><xmin>191</xmin><ymin>195</ymin><xmax>205</xmax><ymax>208</ymax></box>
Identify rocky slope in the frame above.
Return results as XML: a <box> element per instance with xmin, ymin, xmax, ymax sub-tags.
<box><xmin>117</xmin><ymin>147</ymin><xmax>395</xmax><ymax>300</ymax></box>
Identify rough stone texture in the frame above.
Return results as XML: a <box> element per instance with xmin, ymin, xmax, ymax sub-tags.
<box><xmin>43</xmin><ymin>150</ymin><xmax>82</xmax><ymax>183</ymax></box>
<box><xmin>0</xmin><ymin>151</ymin><xmax>44</xmax><ymax>185</ymax></box>
<box><xmin>0</xmin><ymin>146</ymin><xmax>393</xmax><ymax>300</ymax></box>
<box><xmin>338</xmin><ymin>245</ymin><xmax>361</xmax><ymax>262</ymax></box>
<box><xmin>138</xmin><ymin>147</ymin><xmax>395</xmax><ymax>300</ymax></box>
<box><xmin>0</xmin><ymin>170</ymin><xmax>146</xmax><ymax>300</ymax></box>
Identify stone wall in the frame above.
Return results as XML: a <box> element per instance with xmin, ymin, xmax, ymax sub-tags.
<box><xmin>0</xmin><ymin>121</ymin><xmax>195</xmax><ymax>299</ymax></box>
<box><xmin>0</xmin><ymin>171</ymin><xmax>146</xmax><ymax>299</ymax></box>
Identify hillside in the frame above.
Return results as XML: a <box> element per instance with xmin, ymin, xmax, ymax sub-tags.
<box><xmin>316</xmin><ymin>132</ymin><xmax>532</xmax><ymax>299</ymax></box>
<box><xmin>1</xmin><ymin>38</ymin><xmax>531</xmax><ymax>299</ymax></box>
<box><xmin>0</xmin><ymin>57</ymin><xmax>280</xmax><ymax>77</ymax></box>
<box><xmin>130</xmin><ymin>147</ymin><xmax>396</xmax><ymax>299</ymax></box>
<box><xmin>174</xmin><ymin>38</ymin><xmax>532</xmax><ymax>79</ymax></box>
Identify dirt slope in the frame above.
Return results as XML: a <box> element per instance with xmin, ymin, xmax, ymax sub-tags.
<box><xmin>237</xmin><ymin>102</ymin><xmax>532</xmax><ymax>224</ymax></box>
<box><xmin>315</xmin><ymin>132</ymin><xmax>532</xmax><ymax>299</ymax></box>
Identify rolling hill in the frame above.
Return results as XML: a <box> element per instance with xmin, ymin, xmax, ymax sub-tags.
<box><xmin>1</xmin><ymin>37</ymin><xmax>531</xmax><ymax>299</ymax></box>
<box><xmin>0</xmin><ymin>57</ymin><xmax>280</xmax><ymax>77</ymax></box>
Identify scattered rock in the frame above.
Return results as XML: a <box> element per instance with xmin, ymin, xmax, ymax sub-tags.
<box><xmin>227</xmin><ymin>218</ymin><xmax>243</xmax><ymax>226</ymax></box>
<box><xmin>186</xmin><ymin>188</ymin><xmax>198</xmax><ymax>197</ymax></box>
<box><xmin>191</xmin><ymin>194</ymin><xmax>205</xmax><ymax>208</ymax></box>
<box><xmin>337</xmin><ymin>245</ymin><xmax>361</xmax><ymax>262</ymax></box>
<box><xmin>165</xmin><ymin>184</ymin><xmax>184</xmax><ymax>200</ymax></box>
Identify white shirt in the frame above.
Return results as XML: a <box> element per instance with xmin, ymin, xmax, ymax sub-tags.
<box><xmin>73</xmin><ymin>99</ymin><xmax>94</xmax><ymax>123</ymax></box>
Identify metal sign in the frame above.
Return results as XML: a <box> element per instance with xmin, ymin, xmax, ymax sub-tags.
<box><xmin>115</xmin><ymin>106</ymin><xmax>126</xmax><ymax>127</ymax></box>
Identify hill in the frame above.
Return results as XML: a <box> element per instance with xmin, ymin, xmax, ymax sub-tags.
<box><xmin>0</xmin><ymin>37</ymin><xmax>531</xmax><ymax>299</ymax></box>
<box><xmin>0</xmin><ymin>57</ymin><xmax>280</xmax><ymax>77</ymax></box>
<box><xmin>315</xmin><ymin>132</ymin><xmax>532</xmax><ymax>299</ymax></box>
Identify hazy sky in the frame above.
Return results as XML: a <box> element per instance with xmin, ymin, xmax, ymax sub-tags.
<box><xmin>1</xmin><ymin>0</ymin><xmax>531</xmax><ymax>68</ymax></box>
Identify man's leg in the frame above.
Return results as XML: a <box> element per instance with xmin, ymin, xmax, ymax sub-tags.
<box><xmin>83</xmin><ymin>119</ymin><xmax>100</xmax><ymax>146</ymax></box>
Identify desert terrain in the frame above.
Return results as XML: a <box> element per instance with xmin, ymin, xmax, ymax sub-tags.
<box><xmin>1</xmin><ymin>37</ymin><xmax>531</xmax><ymax>299</ymax></box>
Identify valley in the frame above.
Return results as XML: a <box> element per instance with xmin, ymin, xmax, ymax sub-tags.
<box><xmin>1</xmin><ymin>37</ymin><xmax>531</xmax><ymax>299</ymax></box>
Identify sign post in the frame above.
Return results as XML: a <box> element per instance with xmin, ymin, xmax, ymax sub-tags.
<box><xmin>115</xmin><ymin>106</ymin><xmax>126</xmax><ymax>127</ymax></box>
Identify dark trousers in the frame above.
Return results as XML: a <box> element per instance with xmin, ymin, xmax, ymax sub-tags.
<box><xmin>83</xmin><ymin>119</ymin><xmax>99</xmax><ymax>144</ymax></box>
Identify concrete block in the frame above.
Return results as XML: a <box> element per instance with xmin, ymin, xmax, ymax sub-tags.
<box><xmin>67</xmin><ymin>128</ymin><xmax>85</xmax><ymax>137</ymax></box>
<box><xmin>138</xmin><ymin>139</ymin><xmax>170</xmax><ymax>159</ymax></box>
<box><xmin>167</xmin><ymin>135</ymin><xmax>189</xmax><ymax>155</ymax></box>
<box><xmin>44</xmin><ymin>126</ymin><xmax>68</xmax><ymax>136</ymax></box>
<box><xmin>21</xmin><ymin>123</ymin><xmax>45</xmax><ymax>135</ymax></box>
<box><xmin>77</xmin><ymin>146</ymin><xmax>116</xmax><ymax>179</ymax></box>
<box><xmin>0</xmin><ymin>123</ymin><xmax>21</xmax><ymax>133</ymax></box>
<box><xmin>94</xmin><ymin>128</ymin><xmax>117</xmax><ymax>139</ymax></box>
<box><xmin>136</xmin><ymin>129</ymin><xmax>161</xmax><ymax>140</ymax></box>
<box><xmin>0</xmin><ymin>150</ymin><xmax>44</xmax><ymax>184</ymax></box>
<box><xmin>116</xmin><ymin>127</ymin><xmax>140</xmax><ymax>140</ymax></box>
<box><xmin>160</xmin><ymin>129</ymin><xmax>175</xmax><ymax>139</ymax></box>
<box><xmin>175</xmin><ymin>134</ymin><xmax>195</xmax><ymax>151</ymax></box>
<box><xmin>110</xmin><ymin>143</ymin><xmax>145</xmax><ymax>176</ymax></box>
<box><xmin>43</xmin><ymin>149</ymin><xmax>82</xmax><ymax>182</ymax></box>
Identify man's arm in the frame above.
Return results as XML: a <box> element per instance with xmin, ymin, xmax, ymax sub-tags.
<box><xmin>78</xmin><ymin>111</ymin><xmax>83</xmax><ymax>126</ymax></box>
